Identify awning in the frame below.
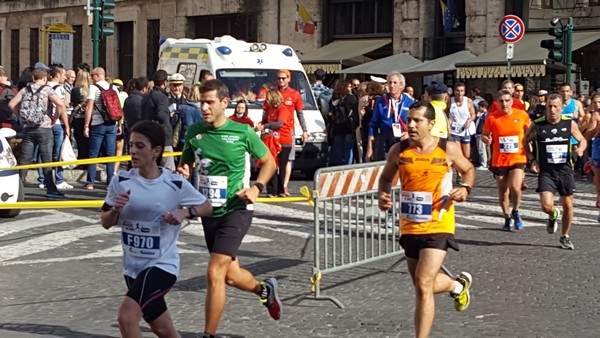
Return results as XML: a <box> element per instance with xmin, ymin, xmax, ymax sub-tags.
<box><xmin>300</xmin><ymin>38</ymin><xmax>391</xmax><ymax>74</ymax></box>
<box><xmin>402</xmin><ymin>50</ymin><xmax>476</xmax><ymax>74</ymax></box>
<box><xmin>455</xmin><ymin>31</ymin><xmax>600</xmax><ymax>79</ymax></box>
<box><xmin>339</xmin><ymin>53</ymin><xmax>422</xmax><ymax>75</ymax></box>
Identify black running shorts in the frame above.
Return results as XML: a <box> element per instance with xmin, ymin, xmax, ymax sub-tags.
<box><xmin>124</xmin><ymin>267</ymin><xmax>177</xmax><ymax>322</ymax></box>
<box><xmin>399</xmin><ymin>233</ymin><xmax>459</xmax><ymax>259</ymax></box>
<box><xmin>536</xmin><ymin>170</ymin><xmax>575</xmax><ymax>196</ymax></box>
<box><xmin>201</xmin><ymin>209</ymin><xmax>253</xmax><ymax>258</ymax></box>
<box><xmin>490</xmin><ymin>163</ymin><xmax>526</xmax><ymax>177</ymax></box>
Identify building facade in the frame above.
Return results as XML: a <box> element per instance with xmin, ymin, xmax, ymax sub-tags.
<box><xmin>0</xmin><ymin>0</ymin><xmax>598</xmax><ymax>92</ymax></box>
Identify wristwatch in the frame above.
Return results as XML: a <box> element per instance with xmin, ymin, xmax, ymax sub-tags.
<box><xmin>459</xmin><ymin>183</ymin><xmax>472</xmax><ymax>195</ymax></box>
<box><xmin>186</xmin><ymin>207</ymin><xmax>198</xmax><ymax>219</ymax></box>
<box><xmin>253</xmin><ymin>182</ymin><xmax>265</xmax><ymax>193</ymax></box>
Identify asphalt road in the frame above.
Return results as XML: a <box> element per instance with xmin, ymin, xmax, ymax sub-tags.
<box><xmin>1</xmin><ymin>169</ymin><xmax>600</xmax><ymax>337</ymax></box>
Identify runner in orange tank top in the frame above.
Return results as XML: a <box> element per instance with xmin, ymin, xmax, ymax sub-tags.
<box><xmin>378</xmin><ymin>101</ymin><xmax>475</xmax><ymax>338</ymax></box>
<box><xmin>482</xmin><ymin>89</ymin><xmax>531</xmax><ymax>231</ymax></box>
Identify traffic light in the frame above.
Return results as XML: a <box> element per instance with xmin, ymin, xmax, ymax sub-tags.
<box><xmin>99</xmin><ymin>0</ymin><xmax>115</xmax><ymax>38</ymax></box>
<box><xmin>540</xmin><ymin>27</ymin><xmax>564</xmax><ymax>62</ymax></box>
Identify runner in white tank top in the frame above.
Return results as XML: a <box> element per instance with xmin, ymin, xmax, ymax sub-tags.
<box><xmin>449</xmin><ymin>83</ymin><xmax>476</xmax><ymax>162</ymax></box>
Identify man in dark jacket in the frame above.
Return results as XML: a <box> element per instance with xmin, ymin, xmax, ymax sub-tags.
<box><xmin>142</xmin><ymin>70</ymin><xmax>174</xmax><ymax>171</ymax></box>
<box><xmin>123</xmin><ymin>76</ymin><xmax>148</xmax><ymax>131</ymax></box>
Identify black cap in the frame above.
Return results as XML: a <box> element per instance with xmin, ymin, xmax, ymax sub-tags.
<box><xmin>428</xmin><ymin>83</ymin><xmax>448</xmax><ymax>95</ymax></box>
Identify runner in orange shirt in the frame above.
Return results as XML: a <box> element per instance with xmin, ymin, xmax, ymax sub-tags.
<box><xmin>379</xmin><ymin>101</ymin><xmax>475</xmax><ymax>338</ymax></box>
<box><xmin>482</xmin><ymin>89</ymin><xmax>531</xmax><ymax>231</ymax></box>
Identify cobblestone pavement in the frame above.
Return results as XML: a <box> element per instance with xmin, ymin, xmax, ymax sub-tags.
<box><xmin>1</xmin><ymin>171</ymin><xmax>600</xmax><ymax>337</ymax></box>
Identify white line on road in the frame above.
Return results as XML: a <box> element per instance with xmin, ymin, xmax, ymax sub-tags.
<box><xmin>0</xmin><ymin>210</ymin><xmax>97</xmax><ymax>238</ymax></box>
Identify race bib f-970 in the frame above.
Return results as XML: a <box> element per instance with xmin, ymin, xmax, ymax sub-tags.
<box><xmin>121</xmin><ymin>220</ymin><xmax>161</xmax><ymax>258</ymax></box>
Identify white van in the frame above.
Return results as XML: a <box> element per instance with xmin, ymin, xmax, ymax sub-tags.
<box><xmin>157</xmin><ymin>35</ymin><xmax>328</xmax><ymax>178</ymax></box>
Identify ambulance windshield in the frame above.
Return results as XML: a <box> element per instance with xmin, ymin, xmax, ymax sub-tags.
<box><xmin>216</xmin><ymin>69</ymin><xmax>316</xmax><ymax>110</ymax></box>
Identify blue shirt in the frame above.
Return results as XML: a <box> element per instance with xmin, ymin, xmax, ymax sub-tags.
<box><xmin>368</xmin><ymin>93</ymin><xmax>414</xmax><ymax>137</ymax></box>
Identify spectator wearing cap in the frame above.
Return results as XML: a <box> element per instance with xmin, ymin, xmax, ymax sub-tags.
<box><xmin>112</xmin><ymin>78</ymin><xmax>128</xmax><ymax>107</ymax></box>
<box><xmin>34</xmin><ymin>61</ymin><xmax>50</xmax><ymax>70</ymax></box>
<box><xmin>529</xmin><ymin>90</ymin><xmax>548</xmax><ymax>120</ymax></box>
<box><xmin>422</xmin><ymin>83</ymin><xmax>450</xmax><ymax>140</ymax></box>
<box><xmin>366</xmin><ymin>71</ymin><xmax>414</xmax><ymax>161</ymax></box>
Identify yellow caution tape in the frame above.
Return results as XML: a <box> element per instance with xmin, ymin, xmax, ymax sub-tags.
<box><xmin>0</xmin><ymin>152</ymin><xmax>182</xmax><ymax>171</ymax></box>
<box><xmin>310</xmin><ymin>271</ymin><xmax>322</xmax><ymax>293</ymax></box>
<box><xmin>300</xmin><ymin>185</ymin><xmax>319</xmax><ymax>206</ymax></box>
<box><xmin>0</xmin><ymin>200</ymin><xmax>103</xmax><ymax>209</ymax></box>
<box><xmin>0</xmin><ymin>195</ymin><xmax>309</xmax><ymax>209</ymax></box>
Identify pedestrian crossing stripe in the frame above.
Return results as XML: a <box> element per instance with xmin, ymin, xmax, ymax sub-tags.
<box><xmin>160</xmin><ymin>47</ymin><xmax>209</xmax><ymax>60</ymax></box>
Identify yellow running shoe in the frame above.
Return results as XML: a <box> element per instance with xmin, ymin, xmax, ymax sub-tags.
<box><xmin>453</xmin><ymin>272</ymin><xmax>472</xmax><ymax>311</ymax></box>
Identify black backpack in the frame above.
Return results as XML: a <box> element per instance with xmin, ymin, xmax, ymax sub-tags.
<box><xmin>0</xmin><ymin>85</ymin><xmax>16</xmax><ymax>121</ymax></box>
<box><xmin>330</xmin><ymin>99</ymin><xmax>352</xmax><ymax>126</ymax></box>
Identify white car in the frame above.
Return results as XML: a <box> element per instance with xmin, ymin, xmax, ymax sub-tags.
<box><xmin>0</xmin><ymin>127</ymin><xmax>23</xmax><ymax>218</ymax></box>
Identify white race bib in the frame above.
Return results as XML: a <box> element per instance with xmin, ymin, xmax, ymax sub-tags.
<box><xmin>121</xmin><ymin>220</ymin><xmax>161</xmax><ymax>258</ymax></box>
<box><xmin>499</xmin><ymin>136</ymin><xmax>519</xmax><ymax>153</ymax></box>
<box><xmin>401</xmin><ymin>191</ymin><xmax>433</xmax><ymax>222</ymax></box>
<box><xmin>546</xmin><ymin>144</ymin><xmax>568</xmax><ymax>164</ymax></box>
<box><xmin>199</xmin><ymin>175</ymin><xmax>228</xmax><ymax>207</ymax></box>
<box><xmin>451</xmin><ymin>122</ymin><xmax>465</xmax><ymax>134</ymax></box>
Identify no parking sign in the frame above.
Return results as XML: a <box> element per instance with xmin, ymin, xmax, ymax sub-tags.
<box><xmin>499</xmin><ymin>15</ymin><xmax>525</xmax><ymax>43</ymax></box>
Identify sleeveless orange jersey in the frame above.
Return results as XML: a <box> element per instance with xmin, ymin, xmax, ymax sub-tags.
<box><xmin>482</xmin><ymin>109</ymin><xmax>530</xmax><ymax>167</ymax></box>
<box><xmin>397</xmin><ymin>140</ymin><xmax>455</xmax><ymax>235</ymax></box>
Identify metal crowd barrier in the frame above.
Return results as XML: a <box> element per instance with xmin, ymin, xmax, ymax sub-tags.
<box><xmin>302</xmin><ymin>161</ymin><xmax>405</xmax><ymax>308</ymax></box>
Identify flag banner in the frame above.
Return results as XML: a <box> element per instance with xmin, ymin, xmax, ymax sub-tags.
<box><xmin>440</xmin><ymin>0</ymin><xmax>459</xmax><ymax>33</ymax></box>
<box><xmin>295</xmin><ymin>0</ymin><xmax>317</xmax><ymax>34</ymax></box>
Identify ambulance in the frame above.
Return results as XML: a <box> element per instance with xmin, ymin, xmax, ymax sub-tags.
<box><xmin>157</xmin><ymin>35</ymin><xmax>328</xmax><ymax>178</ymax></box>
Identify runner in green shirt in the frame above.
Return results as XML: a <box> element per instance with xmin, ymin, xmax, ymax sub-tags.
<box><xmin>177</xmin><ymin>80</ymin><xmax>279</xmax><ymax>338</ymax></box>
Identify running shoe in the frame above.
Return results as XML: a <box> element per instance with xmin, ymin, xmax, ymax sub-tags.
<box><xmin>502</xmin><ymin>218</ymin><xmax>513</xmax><ymax>231</ymax></box>
<box><xmin>512</xmin><ymin>210</ymin><xmax>523</xmax><ymax>230</ymax></box>
<box><xmin>547</xmin><ymin>209</ymin><xmax>560</xmax><ymax>234</ymax></box>
<box><xmin>559</xmin><ymin>235</ymin><xmax>575</xmax><ymax>250</ymax></box>
<box><xmin>38</xmin><ymin>183</ymin><xmax>45</xmax><ymax>189</ymax></box>
<box><xmin>452</xmin><ymin>272</ymin><xmax>472</xmax><ymax>312</ymax></box>
<box><xmin>259</xmin><ymin>278</ymin><xmax>282</xmax><ymax>320</ymax></box>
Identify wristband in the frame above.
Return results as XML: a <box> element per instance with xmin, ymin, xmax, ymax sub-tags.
<box><xmin>253</xmin><ymin>182</ymin><xmax>265</xmax><ymax>193</ymax></box>
<box><xmin>459</xmin><ymin>183</ymin><xmax>471</xmax><ymax>195</ymax></box>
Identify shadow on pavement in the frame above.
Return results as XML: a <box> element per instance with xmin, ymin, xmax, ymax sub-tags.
<box><xmin>457</xmin><ymin>237</ymin><xmax>558</xmax><ymax>249</ymax></box>
<box><xmin>0</xmin><ymin>323</ymin><xmax>116</xmax><ymax>338</ymax></box>
<box><xmin>173</xmin><ymin>258</ymin><xmax>306</xmax><ymax>292</ymax></box>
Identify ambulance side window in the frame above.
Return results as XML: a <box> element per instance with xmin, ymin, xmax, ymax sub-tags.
<box><xmin>177</xmin><ymin>63</ymin><xmax>197</xmax><ymax>86</ymax></box>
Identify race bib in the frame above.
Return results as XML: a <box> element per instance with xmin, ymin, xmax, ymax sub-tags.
<box><xmin>499</xmin><ymin>136</ymin><xmax>519</xmax><ymax>153</ymax></box>
<box><xmin>546</xmin><ymin>144</ymin><xmax>568</xmax><ymax>164</ymax></box>
<box><xmin>451</xmin><ymin>122</ymin><xmax>465</xmax><ymax>134</ymax></box>
<box><xmin>121</xmin><ymin>220</ymin><xmax>161</xmax><ymax>258</ymax></box>
<box><xmin>199</xmin><ymin>175</ymin><xmax>228</xmax><ymax>207</ymax></box>
<box><xmin>400</xmin><ymin>191</ymin><xmax>433</xmax><ymax>222</ymax></box>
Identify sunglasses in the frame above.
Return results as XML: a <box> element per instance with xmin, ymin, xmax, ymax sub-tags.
<box><xmin>277</xmin><ymin>77</ymin><xmax>288</xmax><ymax>80</ymax></box>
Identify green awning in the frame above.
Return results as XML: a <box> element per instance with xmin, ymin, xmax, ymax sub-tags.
<box><xmin>339</xmin><ymin>53</ymin><xmax>422</xmax><ymax>75</ymax></box>
<box><xmin>300</xmin><ymin>38</ymin><xmax>391</xmax><ymax>74</ymax></box>
<box><xmin>455</xmin><ymin>31</ymin><xmax>600</xmax><ymax>78</ymax></box>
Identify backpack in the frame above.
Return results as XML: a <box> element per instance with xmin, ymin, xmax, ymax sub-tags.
<box><xmin>94</xmin><ymin>84</ymin><xmax>123</xmax><ymax>122</ymax></box>
<box><xmin>317</xmin><ymin>89</ymin><xmax>332</xmax><ymax>118</ymax></box>
<box><xmin>331</xmin><ymin>99</ymin><xmax>352</xmax><ymax>126</ymax></box>
<box><xmin>0</xmin><ymin>85</ymin><xmax>16</xmax><ymax>121</ymax></box>
<box><xmin>18</xmin><ymin>84</ymin><xmax>49</xmax><ymax>126</ymax></box>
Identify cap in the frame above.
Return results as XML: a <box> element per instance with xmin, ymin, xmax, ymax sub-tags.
<box><xmin>370</xmin><ymin>75</ymin><xmax>387</xmax><ymax>84</ymax></box>
<box><xmin>514</xmin><ymin>83</ymin><xmax>525</xmax><ymax>91</ymax></box>
<box><xmin>537</xmin><ymin>89</ymin><xmax>548</xmax><ymax>96</ymax></box>
<box><xmin>33</xmin><ymin>62</ymin><xmax>50</xmax><ymax>70</ymax></box>
<box><xmin>168</xmin><ymin>73</ymin><xmax>185</xmax><ymax>84</ymax></box>
<box><xmin>278</xmin><ymin>69</ymin><xmax>291</xmax><ymax>79</ymax></box>
<box><xmin>428</xmin><ymin>83</ymin><xmax>449</xmax><ymax>95</ymax></box>
<box><xmin>112</xmin><ymin>78</ymin><xmax>124</xmax><ymax>86</ymax></box>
